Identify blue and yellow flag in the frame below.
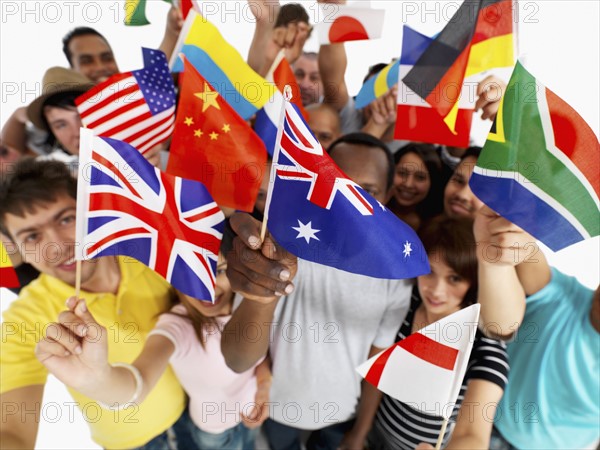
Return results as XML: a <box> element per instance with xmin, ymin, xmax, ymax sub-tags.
<box><xmin>354</xmin><ymin>59</ymin><xmax>400</xmax><ymax>109</ymax></box>
<box><xmin>171</xmin><ymin>11</ymin><xmax>275</xmax><ymax>119</ymax></box>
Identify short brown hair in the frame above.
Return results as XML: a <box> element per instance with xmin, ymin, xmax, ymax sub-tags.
<box><xmin>0</xmin><ymin>158</ymin><xmax>77</xmax><ymax>238</ymax></box>
<box><xmin>419</xmin><ymin>215</ymin><xmax>478</xmax><ymax>307</ymax></box>
<box><xmin>275</xmin><ymin>3</ymin><xmax>310</xmax><ymax>27</ymax></box>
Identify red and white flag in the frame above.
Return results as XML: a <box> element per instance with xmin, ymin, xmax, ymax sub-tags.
<box><xmin>316</xmin><ymin>5</ymin><xmax>385</xmax><ymax>45</ymax></box>
<box><xmin>75</xmin><ymin>48</ymin><xmax>176</xmax><ymax>155</ymax></box>
<box><xmin>356</xmin><ymin>304</ymin><xmax>480</xmax><ymax>419</ymax></box>
<box><xmin>265</xmin><ymin>51</ymin><xmax>307</xmax><ymax>118</ymax></box>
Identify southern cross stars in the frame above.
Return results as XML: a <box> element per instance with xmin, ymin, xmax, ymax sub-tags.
<box><xmin>292</xmin><ymin>220</ymin><xmax>320</xmax><ymax>244</ymax></box>
<box><xmin>403</xmin><ymin>240</ymin><xmax>412</xmax><ymax>258</ymax></box>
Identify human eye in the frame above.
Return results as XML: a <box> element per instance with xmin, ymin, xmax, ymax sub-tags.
<box><xmin>23</xmin><ymin>232</ymin><xmax>40</xmax><ymax>244</ymax></box>
<box><xmin>59</xmin><ymin>214</ymin><xmax>76</xmax><ymax>227</ymax></box>
<box><xmin>448</xmin><ymin>274</ymin><xmax>463</xmax><ymax>285</ymax></box>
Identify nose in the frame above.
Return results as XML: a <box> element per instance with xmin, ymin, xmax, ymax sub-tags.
<box><xmin>42</xmin><ymin>229</ymin><xmax>71</xmax><ymax>264</ymax></box>
<box><xmin>429</xmin><ymin>277</ymin><xmax>446</xmax><ymax>299</ymax></box>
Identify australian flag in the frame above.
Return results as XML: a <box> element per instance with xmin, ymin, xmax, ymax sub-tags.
<box><xmin>76</xmin><ymin>130</ymin><xmax>224</xmax><ymax>301</ymax></box>
<box><xmin>265</xmin><ymin>103</ymin><xmax>430</xmax><ymax>279</ymax></box>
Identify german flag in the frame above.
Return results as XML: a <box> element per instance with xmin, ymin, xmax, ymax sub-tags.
<box><xmin>402</xmin><ymin>0</ymin><xmax>514</xmax><ymax>134</ymax></box>
<box><xmin>1</xmin><ymin>241</ymin><xmax>19</xmax><ymax>289</ymax></box>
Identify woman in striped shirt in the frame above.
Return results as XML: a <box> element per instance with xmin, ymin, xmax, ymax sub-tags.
<box><xmin>366</xmin><ymin>217</ymin><xmax>509</xmax><ymax>450</ymax></box>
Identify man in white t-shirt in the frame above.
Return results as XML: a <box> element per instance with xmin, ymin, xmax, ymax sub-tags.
<box><xmin>222</xmin><ymin>133</ymin><xmax>412</xmax><ymax>450</ymax></box>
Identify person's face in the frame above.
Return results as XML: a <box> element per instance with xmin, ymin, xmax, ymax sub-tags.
<box><xmin>3</xmin><ymin>194</ymin><xmax>99</xmax><ymax>286</ymax></box>
<box><xmin>293</xmin><ymin>55</ymin><xmax>322</xmax><ymax>106</ymax></box>
<box><xmin>393</xmin><ymin>152</ymin><xmax>431</xmax><ymax>208</ymax></box>
<box><xmin>44</xmin><ymin>106</ymin><xmax>82</xmax><ymax>155</ymax></box>
<box><xmin>443</xmin><ymin>156</ymin><xmax>483</xmax><ymax>220</ymax></box>
<box><xmin>184</xmin><ymin>254</ymin><xmax>233</xmax><ymax>317</ymax></box>
<box><xmin>68</xmin><ymin>34</ymin><xmax>119</xmax><ymax>84</ymax></box>
<box><xmin>307</xmin><ymin>109</ymin><xmax>340</xmax><ymax>151</ymax></box>
<box><xmin>330</xmin><ymin>143</ymin><xmax>389</xmax><ymax>203</ymax></box>
<box><xmin>418</xmin><ymin>253</ymin><xmax>471</xmax><ymax>318</ymax></box>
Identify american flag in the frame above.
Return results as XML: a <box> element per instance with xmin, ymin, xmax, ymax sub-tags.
<box><xmin>264</xmin><ymin>102</ymin><xmax>430</xmax><ymax>279</ymax></box>
<box><xmin>76</xmin><ymin>130</ymin><xmax>224</xmax><ymax>301</ymax></box>
<box><xmin>75</xmin><ymin>48</ymin><xmax>176</xmax><ymax>155</ymax></box>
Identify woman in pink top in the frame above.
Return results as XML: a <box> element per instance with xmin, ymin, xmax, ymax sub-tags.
<box><xmin>35</xmin><ymin>253</ymin><xmax>271</xmax><ymax>450</ymax></box>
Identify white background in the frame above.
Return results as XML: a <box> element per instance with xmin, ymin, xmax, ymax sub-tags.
<box><xmin>1</xmin><ymin>1</ymin><xmax>598</xmax><ymax>448</ymax></box>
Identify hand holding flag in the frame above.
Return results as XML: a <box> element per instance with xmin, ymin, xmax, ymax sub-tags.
<box><xmin>357</xmin><ymin>304</ymin><xmax>480</xmax><ymax>447</ymax></box>
<box><xmin>470</xmin><ymin>61</ymin><xmax>600</xmax><ymax>251</ymax></box>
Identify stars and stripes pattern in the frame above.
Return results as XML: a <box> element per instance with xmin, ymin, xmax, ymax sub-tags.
<box><xmin>76</xmin><ymin>129</ymin><xmax>224</xmax><ymax>301</ymax></box>
<box><xmin>76</xmin><ymin>48</ymin><xmax>176</xmax><ymax>155</ymax></box>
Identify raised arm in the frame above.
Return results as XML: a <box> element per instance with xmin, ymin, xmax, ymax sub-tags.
<box><xmin>158</xmin><ymin>6</ymin><xmax>184</xmax><ymax>63</ymax></box>
<box><xmin>35</xmin><ymin>298</ymin><xmax>175</xmax><ymax>407</ymax></box>
<box><xmin>318</xmin><ymin>0</ymin><xmax>350</xmax><ymax>111</ymax></box>
<box><xmin>221</xmin><ymin>213</ymin><xmax>297</xmax><ymax>373</ymax></box>
<box><xmin>0</xmin><ymin>385</ymin><xmax>44</xmax><ymax>449</ymax></box>
<box><xmin>473</xmin><ymin>206</ymin><xmax>530</xmax><ymax>338</ymax></box>
<box><xmin>247</xmin><ymin>0</ymin><xmax>281</xmax><ymax>75</ymax></box>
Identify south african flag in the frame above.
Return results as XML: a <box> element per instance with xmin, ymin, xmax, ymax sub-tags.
<box><xmin>470</xmin><ymin>61</ymin><xmax>599</xmax><ymax>251</ymax></box>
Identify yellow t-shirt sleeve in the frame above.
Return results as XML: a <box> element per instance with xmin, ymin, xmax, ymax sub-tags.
<box><xmin>0</xmin><ymin>293</ymin><xmax>55</xmax><ymax>393</ymax></box>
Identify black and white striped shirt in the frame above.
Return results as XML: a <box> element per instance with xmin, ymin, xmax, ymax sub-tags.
<box><xmin>372</xmin><ymin>289</ymin><xmax>509</xmax><ymax>450</ymax></box>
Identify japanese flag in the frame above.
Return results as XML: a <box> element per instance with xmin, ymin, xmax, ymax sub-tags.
<box><xmin>356</xmin><ymin>304</ymin><xmax>480</xmax><ymax>419</ymax></box>
<box><xmin>316</xmin><ymin>5</ymin><xmax>385</xmax><ymax>45</ymax></box>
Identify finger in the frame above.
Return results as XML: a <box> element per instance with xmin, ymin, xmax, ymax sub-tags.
<box><xmin>58</xmin><ymin>310</ymin><xmax>88</xmax><ymax>337</ymax></box>
<box><xmin>231</xmin><ymin>236</ymin><xmax>294</xmax><ymax>285</ymax></box>
<box><xmin>227</xmin><ymin>257</ymin><xmax>293</xmax><ymax>299</ymax></box>
<box><xmin>283</xmin><ymin>23</ymin><xmax>298</xmax><ymax>48</ymax></box>
<box><xmin>35</xmin><ymin>338</ymin><xmax>72</xmax><ymax>360</ymax></box>
<box><xmin>272</xmin><ymin>28</ymin><xmax>286</xmax><ymax>48</ymax></box>
<box><xmin>230</xmin><ymin>213</ymin><xmax>263</xmax><ymax>250</ymax></box>
<box><xmin>73</xmin><ymin>299</ymin><xmax>105</xmax><ymax>342</ymax></box>
<box><xmin>65</xmin><ymin>296</ymin><xmax>78</xmax><ymax>311</ymax></box>
<box><xmin>44</xmin><ymin>323</ymin><xmax>83</xmax><ymax>355</ymax></box>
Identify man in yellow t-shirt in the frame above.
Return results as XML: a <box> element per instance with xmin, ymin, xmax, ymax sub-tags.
<box><xmin>0</xmin><ymin>159</ymin><xmax>186</xmax><ymax>449</ymax></box>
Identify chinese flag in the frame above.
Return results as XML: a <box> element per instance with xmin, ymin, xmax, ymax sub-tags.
<box><xmin>168</xmin><ymin>56</ymin><xmax>267</xmax><ymax>212</ymax></box>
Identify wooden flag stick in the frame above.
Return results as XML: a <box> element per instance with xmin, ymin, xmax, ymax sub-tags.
<box><xmin>259</xmin><ymin>86</ymin><xmax>293</xmax><ymax>243</ymax></box>
<box><xmin>74</xmin><ymin>260</ymin><xmax>82</xmax><ymax>299</ymax></box>
<box><xmin>435</xmin><ymin>417</ymin><xmax>449</xmax><ymax>450</ymax></box>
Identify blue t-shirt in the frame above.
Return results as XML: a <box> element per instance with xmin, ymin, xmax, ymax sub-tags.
<box><xmin>495</xmin><ymin>268</ymin><xmax>599</xmax><ymax>449</ymax></box>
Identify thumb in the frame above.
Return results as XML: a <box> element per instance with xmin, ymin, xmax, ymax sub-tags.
<box><xmin>73</xmin><ymin>300</ymin><xmax>105</xmax><ymax>343</ymax></box>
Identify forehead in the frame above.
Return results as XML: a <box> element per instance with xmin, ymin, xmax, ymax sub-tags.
<box><xmin>330</xmin><ymin>143</ymin><xmax>388</xmax><ymax>187</ymax></box>
<box><xmin>397</xmin><ymin>152</ymin><xmax>426</xmax><ymax>168</ymax></box>
<box><xmin>69</xmin><ymin>34</ymin><xmax>112</xmax><ymax>56</ymax></box>
<box><xmin>308</xmin><ymin>109</ymin><xmax>338</xmax><ymax>132</ymax></box>
<box><xmin>294</xmin><ymin>56</ymin><xmax>318</xmax><ymax>72</ymax></box>
<box><xmin>4</xmin><ymin>194</ymin><xmax>76</xmax><ymax>232</ymax></box>
<box><xmin>455</xmin><ymin>156</ymin><xmax>477</xmax><ymax>177</ymax></box>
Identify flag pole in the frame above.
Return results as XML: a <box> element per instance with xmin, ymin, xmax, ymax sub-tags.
<box><xmin>435</xmin><ymin>417</ymin><xmax>449</xmax><ymax>450</ymax></box>
<box><xmin>74</xmin><ymin>260</ymin><xmax>82</xmax><ymax>298</ymax></box>
<box><xmin>259</xmin><ymin>86</ymin><xmax>293</xmax><ymax>243</ymax></box>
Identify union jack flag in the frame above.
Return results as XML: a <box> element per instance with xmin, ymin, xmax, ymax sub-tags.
<box><xmin>76</xmin><ymin>130</ymin><xmax>224</xmax><ymax>301</ymax></box>
<box><xmin>75</xmin><ymin>48</ymin><xmax>176</xmax><ymax>155</ymax></box>
<box><xmin>264</xmin><ymin>102</ymin><xmax>429</xmax><ymax>279</ymax></box>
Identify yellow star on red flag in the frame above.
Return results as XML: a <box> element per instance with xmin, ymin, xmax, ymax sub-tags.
<box><xmin>194</xmin><ymin>83</ymin><xmax>221</xmax><ymax>112</ymax></box>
